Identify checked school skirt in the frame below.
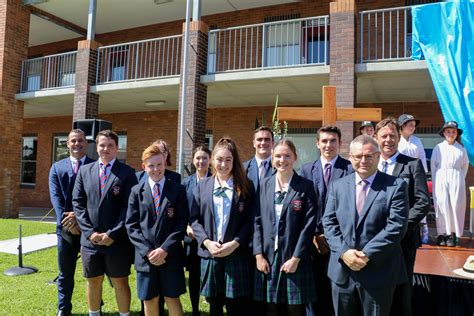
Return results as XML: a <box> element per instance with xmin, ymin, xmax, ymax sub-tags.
<box><xmin>200</xmin><ymin>253</ymin><xmax>252</xmax><ymax>298</ymax></box>
<box><xmin>254</xmin><ymin>251</ymin><xmax>316</xmax><ymax>305</ymax></box>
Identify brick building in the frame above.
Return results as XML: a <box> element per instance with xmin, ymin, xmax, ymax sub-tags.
<box><xmin>0</xmin><ymin>0</ymin><xmax>472</xmax><ymax>230</ymax></box>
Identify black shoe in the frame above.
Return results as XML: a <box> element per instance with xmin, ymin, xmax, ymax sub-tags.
<box><xmin>446</xmin><ymin>234</ymin><xmax>455</xmax><ymax>247</ymax></box>
<box><xmin>437</xmin><ymin>235</ymin><xmax>446</xmax><ymax>246</ymax></box>
<box><xmin>57</xmin><ymin>311</ymin><xmax>71</xmax><ymax>316</ymax></box>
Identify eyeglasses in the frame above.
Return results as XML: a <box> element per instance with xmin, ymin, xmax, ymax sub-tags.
<box><xmin>350</xmin><ymin>153</ymin><xmax>378</xmax><ymax>161</ymax></box>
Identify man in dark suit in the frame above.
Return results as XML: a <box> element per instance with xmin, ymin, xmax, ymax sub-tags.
<box><xmin>243</xmin><ymin>126</ymin><xmax>274</xmax><ymax>191</ymax></box>
<box><xmin>49</xmin><ymin>129</ymin><xmax>95</xmax><ymax>316</ymax></box>
<box><xmin>73</xmin><ymin>129</ymin><xmax>137</xmax><ymax>316</ymax></box>
<box><xmin>300</xmin><ymin>125</ymin><xmax>352</xmax><ymax>316</ymax></box>
<box><xmin>323</xmin><ymin>135</ymin><xmax>409</xmax><ymax>316</ymax></box>
<box><xmin>374</xmin><ymin>118</ymin><xmax>430</xmax><ymax>316</ymax></box>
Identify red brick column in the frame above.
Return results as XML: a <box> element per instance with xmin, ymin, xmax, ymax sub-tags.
<box><xmin>0</xmin><ymin>0</ymin><xmax>29</xmax><ymax>218</ymax></box>
<box><xmin>177</xmin><ymin>21</ymin><xmax>209</xmax><ymax>173</ymax></box>
<box><xmin>329</xmin><ymin>0</ymin><xmax>356</xmax><ymax>157</ymax></box>
<box><xmin>73</xmin><ymin>40</ymin><xmax>100</xmax><ymax>121</ymax></box>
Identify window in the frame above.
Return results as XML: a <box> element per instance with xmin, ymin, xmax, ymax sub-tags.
<box><xmin>21</xmin><ymin>136</ymin><xmax>37</xmax><ymax>185</ymax></box>
<box><xmin>108</xmin><ymin>48</ymin><xmax>129</xmax><ymax>82</ymax></box>
<box><xmin>52</xmin><ymin>135</ymin><xmax>69</xmax><ymax>163</ymax></box>
<box><xmin>117</xmin><ymin>134</ymin><xmax>127</xmax><ymax>163</ymax></box>
<box><xmin>208</xmin><ymin>32</ymin><xmax>217</xmax><ymax>73</ymax></box>
<box><xmin>205</xmin><ymin>134</ymin><xmax>213</xmax><ymax>150</ymax></box>
<box><xmin>285</xmin><ymin>134</ymin><xmax>319</xmax><ymax>171</ymax></box>
<box><xmin>59</xmin><ymin>55</ymin><xmax>76</xmax><ymax>87</ymax></box>
<box><xmin>26</xmin><ymin>61</ymin><xmax>42</xmax><ymax>91</ymax></box>
<box><xmin>302</xmin><ymin>19</ymin><xmax>329</xmax><ymax>64</ymax></box>
<box><xmin>265</xmin><ymin>21</ymin><xmax>301</xmax><ymax>67</ymax></box>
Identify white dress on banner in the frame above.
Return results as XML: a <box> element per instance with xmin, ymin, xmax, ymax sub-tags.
<box><xmin>430</xmin><ymin>140</ymin><xmax>469</xmax><ymax>236</ymax></box>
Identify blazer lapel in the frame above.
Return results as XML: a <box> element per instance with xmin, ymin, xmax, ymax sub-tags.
<box><xmin>156</xmin><ymin>182</ymin><xmax>171</xmax><ymax>225</ymax></box>
<box><xmin>267</xmin><ymin>176</ymin><xmax>277</xmax><ymax>226</ymax></box>
<box><xmin>313</xmin><ymin>162</ymin><xmax>325</xmax><ymax>195</ymax></box>
<box><xmin>250</xmin><ymin>158</ymin><xmax>259</xmax><ymax>188</ymax></box>
<box><xmin>142</xmin><ymin>182</ymin><xmax>157</xmax><ymax>221</ymax></box>
<box><xmin>264</xmin><ymin>159</ymin><xmax>273</xmax><ymax>178</ymax></box>
<box><xmin>99</xmin><ymin>161</ymin><xmax>119</xmax><ymax>205</ymax></box>
<box><xmin>332</xmin><ymin>157</ymin><xmax>345</xmax><ymax>180</ymax></box>
<box><xmin>90</xmin><ymin>161</ymin><xmax>101</xmax><ymax>204</ymax></box>
<box><xmin>357</xmin><ymin>172</ymin><xmax>382</xmax><ymax>228</ymax></box>
<box><xmin>392</xmin><ymin>155</ymin><xmax>404</xmax><ymax>177</ymax></box>
<box><xmin>205</xmin><ymin>177</ymin><xmax>217</xmax><ymax>241</ymax></box>
<box><xmin>347</xmin><ymin>174</ymin><xmax>357</xmax><ymax>230</ymax></box>
<box><xmin>280</xmin><ymin>174</ymin><xmax>299</xmax><ymax>218</ymax></box>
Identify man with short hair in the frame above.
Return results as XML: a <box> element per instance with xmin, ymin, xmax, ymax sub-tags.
<box><xmin>300</xmin><ymin>125</ymin><xmax>352</xmax><ymax>316</ymax></box>
<box><xmin>49</xmin><ymin>129</ymin><xmax>95</xmax><ymax>316</ymax></box>
<box><xmin>323</xmin><ymin>135</ymin><xmax>409</xmax><ymax>316</ymax></box>
<box><xmin>374</xmin><ymin>118</ymin><xmax>430</xmax><ymax>316</ymax></box>
<box><xmin>243</xmin><ymin>126</ymin><xmax>275</xmax><ymax>191</ymax></box>
<box><xmin>73</xmin><ymin>129</ymin><xmax>138</xmax><ymax>316</ymax></box>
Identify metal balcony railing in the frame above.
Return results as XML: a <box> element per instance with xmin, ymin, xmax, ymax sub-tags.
<box><xmin>20</xmin><ymin>51</ymin><xmax>77</xmax><ymax>92</ymax></box>
<box><xmin>360</xmin><ymin>6</ymin><xmax>413</xmax><ymax>63</ymax></box>
<box><xmin>207</xmin><ymin>16</ymin><xmax>329</xmax><ymax>74</ymax></box>
<box><xmin>96</xmin><ymin>35</ymin><xmax>183</xmax><ymax>84</ymax></box>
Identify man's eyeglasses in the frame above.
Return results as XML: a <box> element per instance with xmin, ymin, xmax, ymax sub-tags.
<box><xmin>350</xmin><ymin>153</ymin><xmax>378</xmax><ymax>161</ymax></box>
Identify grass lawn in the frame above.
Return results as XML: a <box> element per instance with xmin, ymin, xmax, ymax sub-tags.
<box><xmin>0</xmin><ymin>219</ymin><xmax>210</xmax><ymax>315</ymax></box>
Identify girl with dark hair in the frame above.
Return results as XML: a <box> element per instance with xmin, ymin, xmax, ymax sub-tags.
<box><xmin>190</xmin><ymin>137</ymin><xmax>254</xmax><ymax>316</ymax></box>
<box><xmin>182</xmin><ymin>144</ymin><xmax>212</xmax><ymax>316</ymax></box>
<box><xmin>254</xmin><ymin>139</ymin><xmax>317</xmax><ymax>316</ymax></box>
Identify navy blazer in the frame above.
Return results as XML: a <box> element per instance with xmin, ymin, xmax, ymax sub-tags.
<box><xmin>300</xmin><ymin>156</ymin><xmax>353</xmax><ymax>234</ymax></box>
<box><xmin>73</xmin><ymin>160</ymin><xmax>138</xmax><ymax>248</ymax></box>
<box><xmin>253</xmin><ymin>173</ymin><xmax>317</xmax><ymax>265</ymax></box>
<box><xmin>322</xmin><ymin>172</ymin><xmax>409</xmax><ymax>289</ymax></box>
<box><xmin>243</xmin><ymin>157</ymin><xmax>273</xmax><ymax>191</ymax></box>
<box><xmin>190</xmin><ymin>176</ymin><xmax>255</xmax><ymax>259</ymax></box>
<box><xmin>136</xmin><ymin>169</ymin><xmax>181</xmax><ymax>184</ymax></box>
<box><xmin>182</xmin><ymin>171</ymin><xmax>210</xmax><ymax>244</ymax></box>
<box><xmin>392</xmin><ymin>153</ymin><xmax>430</xmax><ymax>250</ymax></box>
<box><xmin>125</xmin><ymin>178</ymin><xmax>188</xmax><ymax>272</ymax></box>
<box><xmin>49</xmin><ymin>156</ymin><xmax>95</xmax><ymax>227</ymax></box>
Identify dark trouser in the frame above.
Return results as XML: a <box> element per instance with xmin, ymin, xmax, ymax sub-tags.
<box><xmin>390</xmin><ymin>246</ymin><xmax>416</xmax><ymax>316</ymax></box>
<box><xmin>57</xmin><ymin>228</ymin><xmax>80</xmax><ymax>312</ymax></box>
<box><xmin>268</xmin><ymin>303</ymin><xmax>306</xmax><ymax>316</ymax></box>
<box><xmin>307</xmin><ymin>250</ymin><xmax>334</xmax><ymax>316</ymax></box>
<box><xmin>207</xmin><ymin>295</ymin><xmax>250</xmax><ymax>316</ymax></box>
<box><xmin>331</xmin><ymin>279</ymin><xmax>394</xmax><ymax>316</ymax></box>
<box><xmin>187</xmin><ymin>246</ymin><xmax>201</xmax><ymax>316</ymax></box>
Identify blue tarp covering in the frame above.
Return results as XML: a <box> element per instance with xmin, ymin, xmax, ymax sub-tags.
<box><xmin>412</xmin><ymin>0</ymin><xmax>474</xmax><ymax>165</ymax></box>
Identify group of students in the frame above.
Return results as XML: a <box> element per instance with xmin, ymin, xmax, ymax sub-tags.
<box><xmin>49</xmin><ymin>116</ymin><xmax>469</xmax><ymax>316</ymax></box>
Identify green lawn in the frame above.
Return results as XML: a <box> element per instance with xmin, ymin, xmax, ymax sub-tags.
<box><xmin>0</xmin><ymin>219</ymin><xmax>210</xmax><ymax>315</ymax></box>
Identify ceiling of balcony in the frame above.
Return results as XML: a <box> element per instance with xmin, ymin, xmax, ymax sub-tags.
<box><xmin>28</xmin><ymin>0</ymin><xmax>298</xmax><ymax>46</ymax></box>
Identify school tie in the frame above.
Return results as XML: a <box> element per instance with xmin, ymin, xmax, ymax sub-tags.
<box><xmin>356</xmin><ymin>179</ymin><xmax>369</xmax><ymax>215</ymax></box>
<box><xmin>152</xmin><ymin>183</ymin><xmax>161</xmax><ymax>215</ymax></box>
<box><xmin>99</xmin><ymin>163</ymin><xmax>110</xmax><ymax>195</ymax></box>
<box><xmin>323</xmin><ymin>163</ymin><xmax>332</xmax><ymax>187</ymax></box>
<box><xmin>259</xmin><ymin>160</ymin><xmax>268</xmax><ymax>181</ymax></box>
<box><xmin>213</xmin><ymin>187</ymin><xmax>228</xmax><ymax>198</ymax></box>
<box><xmin>381</xmin><ymin>161</ymin><xmax>388</xmax><ymax>173</ymax></box>
<box><xmin>73</xmin><ymin>160</ymin><xmax>82</xmax><ymax>176</ymax></box>
<box><xmin>275</xmin><ymin>191</ymin><xmax>287</xmax><ymax>204</ymax></box>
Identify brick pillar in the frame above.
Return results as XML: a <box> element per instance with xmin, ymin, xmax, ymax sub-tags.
<box><xmin>73</xmin><ymin>40</ymin><xmax>100</xmax><ymax>121</ymax></box>
<box><xmin>329</xmin><ymin>0</ymin><xmax>356</xmax><ymax>157</ymax></box>
<box><xmin>177</xmin><ymin>21</ymin><xmax>208</xmax><ymax>173</ymax></box>
<box><xmin>0</xmin><ymin>0</ymin><xmax>29</xmax><ymax>218</ymax></box>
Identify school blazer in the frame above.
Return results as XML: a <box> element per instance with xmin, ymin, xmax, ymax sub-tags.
<box><xmin>243</xmin><ymin>157</ymin><xmax>274</xmax><ymax>191</ymax></box>
<box><xmin>300</xmin><ymin>156</ymin><xmax>353</xmax><ymax>235</ymax></box>
<box><xmin>136</xmin><ymin>169</ymin><xmax>181</xmax><ymax>184</ymax></box>
<box><xmin>392</xmin><ymin>153</ymin><xmax>430</xmax><ymax>250</ymax></box>
<box><xmin>190</xmin><ymin>176</ymin><xmax>255</xmax><ymax>259</ymax></box>
<box><xmin>182</xmin><ymin>172</ymin><xmax>210</xmax><ymax>244</ymax></box>
<box><xmin>322</xmin><ymin>172</ymin><xmax>409</xmax><ymax>289</ymax></box>
<box><xmin>125</xmin><ymin>178</ymin><xmax>188</xmax><ymax>272</ymax></box>
<box><xmin>73</xmin><ymin>160</ymin><xmax>138</xmax><ymax>248</ymax></box>
<box><xmin>253</xmin><ymin>173</ymin><xmax>317</xmax><ymax>264</ymax></box>
<box><xmin>49</xmin><ymin>156</ymin><xmax>95</xmax><ymax>227</ymax></box>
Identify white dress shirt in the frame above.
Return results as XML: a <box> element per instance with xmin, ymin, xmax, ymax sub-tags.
<box><xmin>213</xmin><ymin>177</ymin><xmax>234</xmax><ymax>242</ymax></box>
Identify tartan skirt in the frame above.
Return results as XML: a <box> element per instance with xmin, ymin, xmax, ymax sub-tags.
<box><xmin>200</xmin><ymin>253</ymin><xmax>252</xmax><ymax>298</ymax></box>
<box><xmin>254</xmin><ymin>251</ymin><xmax>316</xmax><ymax>305</ymax></box>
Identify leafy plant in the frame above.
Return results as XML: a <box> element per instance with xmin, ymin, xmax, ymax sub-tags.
<box><xmin>271</xmin><ymin>95</ymin><xmax>288</xmax><ymax>140</ymax></box>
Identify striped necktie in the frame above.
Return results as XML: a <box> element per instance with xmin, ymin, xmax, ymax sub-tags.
<box><xmin>381</xmin><ymin>161</ymin><xmax>388</xmax><ymax>173</ymax></box>
<box><xmin>213</xmin><ymin>187</ymin><xmax>227</xmax><ymax>198</ymax></box>
<box><xmin>152</xmin><ymin>183</ymin><xmax>161</xmax><ymax>214</ymax></box>
<box><xmin>99</xmin><ymin>163</ymin><xmax>110</xmax><ymax>195</ymax></box>
<box><xmin>275</xmin><ymin>191</ymin><xmax>286</xmax><ymax>204</ymax></box>
<box><xmin>356</xmin><ymin>179</ymin><xmax>369</xmax><ymax>215</ymax></box>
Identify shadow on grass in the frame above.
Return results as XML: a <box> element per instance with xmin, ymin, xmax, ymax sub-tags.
<box><xmin>72</xmin><ymin>312</ymin><xmax>210</xmax><ymax>316</ymax></box>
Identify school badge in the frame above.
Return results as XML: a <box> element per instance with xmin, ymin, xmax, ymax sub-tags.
<box><xmin>238</xmin><ymin>202</ymin><xmax>245</xmax><ymax>213</ymax></box>
<box><xmin>292</xmin><ymin>199</ymin><xmax>303</xmax><ymax>212</ymax></box>
<box><xmin>166</xmin><ymin>207</ymin><xmax>175</xmax><ymax>218</ymax></box>
<box><xmin>111</xmin><ymin>185</ymin><xmax>121</xmax><ymax>196</ymax></box>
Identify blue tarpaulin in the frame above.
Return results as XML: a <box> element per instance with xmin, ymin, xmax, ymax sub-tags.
<box><xmin>412</xmin><ymin>0</ymin><xmax>474</xmax><ymax>165</ymax></box>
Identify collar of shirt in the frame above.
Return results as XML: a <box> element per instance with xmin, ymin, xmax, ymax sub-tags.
<box><xmin>275</xmin><ymin>175</ymin><xmax>292</xmax><ymax>194</ymax></box>
<box><xmin>379</xmin><ymin>151</ymin><xmax>400</xmax><ymax>168</ymax></box>
<box><xmin>99</xmin><ymin>158</ymin><xmax>116</xmax><ymax>169</ymax></box>
<box><xmin>320</xmin><ymin>155</ymin><xmax>338</xmax><ymax>169</ymax></box>
<box><xmin>214</xmin><ymin>176</ymin><xmax>234</xmax><ymax>198</ymax></box>
<box><xmin>148</xmin><ymin>175</ymin><xmax>166</xmax><ymax>192</ymax></box>
<box><xmin>355</xmin><ymin>171</ymin><xmax>377</xmax><ymax>188</ymax></box>
<box><xmin>70</xmin><ymin>156</ymin><xmax>86</xmax><ymax>165</ymax></box>
<box><xmin>255</xmin><ymin>155</ymin><xmax>272</xmax><ymax>168</ymax></box>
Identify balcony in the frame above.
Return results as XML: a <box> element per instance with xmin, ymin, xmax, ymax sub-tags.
<box><xmin>207</xmin><ymin>16</ymin><xmax>329</xmax><ymax>74</ymax></box>
<box><xmin>96</xmin><ymin>35</ymin><xmax>183</xmax><ymax>84</ymax></box>
<box><xmin>19</xmin><ymin>51</ymin><xmax>77</xmax><ymax>93</ymax></box>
